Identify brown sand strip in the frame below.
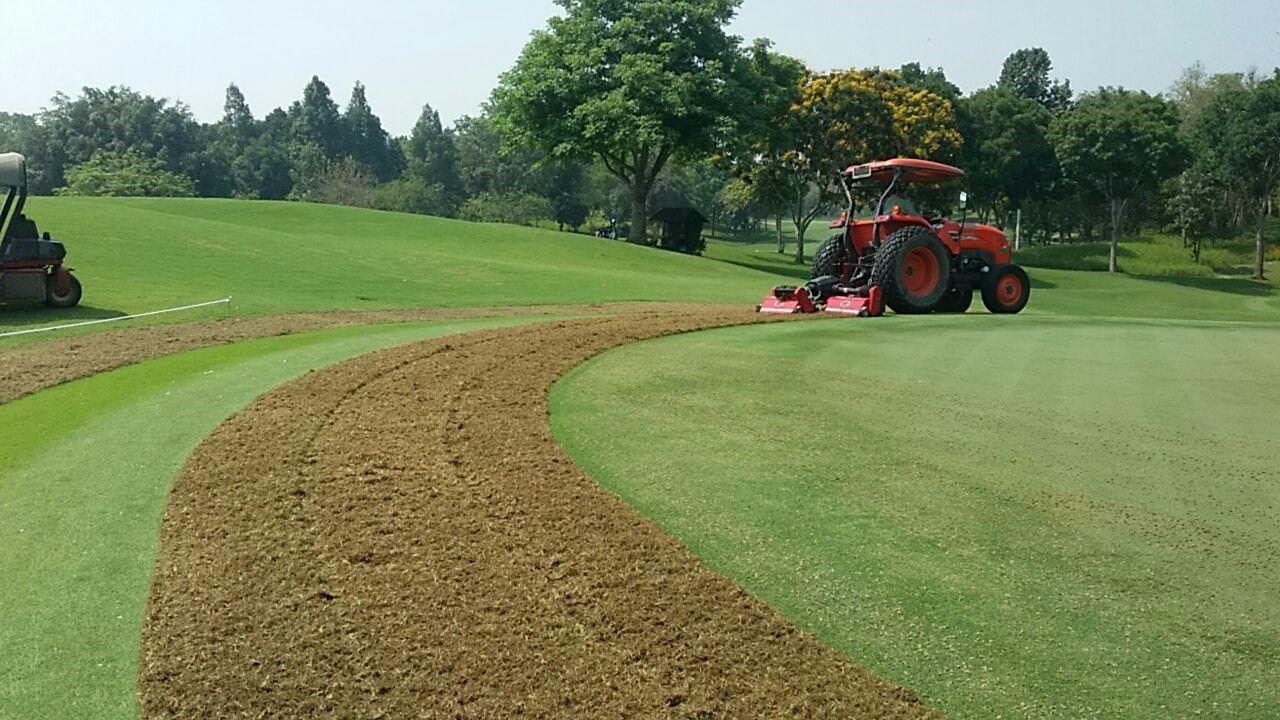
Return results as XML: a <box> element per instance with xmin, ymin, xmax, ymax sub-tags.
<box><xmin>140</xmin><ymin>309</ymin><xmax>938</xmax><ymax>719</ymax></box>
<box><xmin>0</xmin><ymin>302</ymin><xmax>695</xmax><ymax>404</ymax></box>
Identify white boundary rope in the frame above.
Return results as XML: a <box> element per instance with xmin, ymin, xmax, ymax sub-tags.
<box><xmin>0</xmin><ymin>297</ymin><xmax>232</xmax><ymax>339</ymax></box>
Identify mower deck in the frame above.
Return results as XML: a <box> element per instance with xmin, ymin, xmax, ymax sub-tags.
<box><xmin>757</xmin><ymin>283</ymin><xmax>884</xmax><ymax>318</ymax></box>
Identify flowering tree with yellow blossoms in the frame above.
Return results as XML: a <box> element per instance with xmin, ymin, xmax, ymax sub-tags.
<box><xmin>771</xmin><ymin>69</ymin><xmax>963</xmax><ymax>263</ymax></box>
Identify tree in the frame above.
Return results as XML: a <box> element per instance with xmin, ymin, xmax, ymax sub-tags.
<box><xmin>231</xmin><ymin>139</ymin><xmax>293</xmax><ymax>199</ymax></box>
<box><xmin>898</xmin><ymin>62</ymin><xmax>961</xmax><ymax>107</ymax></box>
<box><xmin>723</xmin><ymin>41</ymin><xmax>806</xmax><ymax>254</ymax></box>
<box><xmin>0</xmin><ymin>113</ymin><xmax>42</xmax><ymax>187</ymax></box>
<box><xmin>222</xmin><ymin>83</ymin><xmax>255</xmax><ymax>143</ymax></box>
<box><xmin>0</xmin><ymin>112</ymin><xmax>37</xmax><ymax>152</ymax></box>
<box><xmin>493</xmin><ymin>0</ymin><xmax>755</xmax><ymax>245</ymax></box>
<box><xmin>999</xmin><ymin>48</ymin><xmax>1073</xmax><ymax>110</ymax></box>
<box><xmin>673</xmin><ymin>159</ymin><xmax>734</xmax><ymax>240</ymax></box>
<box><xmin>780</xmin><ymin>69</ymin><xmax>962</xmax><ymax>262</ymax></box>
<box><xmin>344</xmin><ymin>82</ymin><xmax>403</xmax><ymax>181</ymax></box>
<box><xmin>1050</xmin><ymin>88</ymin><xmax>1188</xmax><ymax>272</ymax></box>
<box><xmin>292</xmin><ymin>76</ymin><xmax>348</xmax><ymax>160</ymax></box>
<box><xmin>56</xmin><ymin>150</ymin><xmax>196</xmax><ymax>197</ymax></box>
<box><xmin>1166</xmin><ymin>166</ymin><xmax>1219</xmax><ymax>263</ymax></box>
<box><xmin>24</xmin><ymin>86</ymin><xmax>203</xmax><ymax>192</ymax></box>
<box><xmin>405</xmin><ymin>103</ymin><xmax>462</xmax><ymax>207</ymax></box>
<box><xmin>1193</xmin><ymin>73</ymin><xmax>1280</xmax><ymax>280</ymax></box>
<box><xmin>1169</xmin><ymin>62</ymin><xmax>1249</xmax><ymax>132</ymax></box>
<box><xmin>958</xmin><ymin>87</ymin><xmax>1057</xmax><ymax>223</ymax></box>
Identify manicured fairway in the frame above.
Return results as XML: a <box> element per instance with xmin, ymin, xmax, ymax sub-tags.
<box><xmin>0</xmin><ymin>314</ymin><xmax>565</xmax><ymax>720</ymax></box>
<box><xmin>552</xmin><ymin>311</ymin><xmax>1280</xmax><ymax>718</ymax></box>
<box><xmin>2</xmin><ymin>197</ymin><xmax>786</xmax><ymax>334</ymax></box>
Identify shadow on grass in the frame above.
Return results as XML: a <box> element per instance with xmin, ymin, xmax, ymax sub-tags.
<box><xmin>713</xmin><ymin>255</ymin><xmax>812</xmax><ymax>281</ymax></box>
<box><xmin>0</xmin><ymin>305</ymin><xmax>129</xmax><ymax>331</ymax></box>
<box><xmin>1136</xmin><ymin>274</ymin><xmax>1274</xmax><ymax>297</ymax></box>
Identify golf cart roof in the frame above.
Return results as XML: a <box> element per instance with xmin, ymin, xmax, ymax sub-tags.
<box><xmin>844</xmin><ymin>157</ymin><xmax>963</xmax><ymax>184</ymax></box>
<box><xmin>0</xmin><ymin>153</ymin><xmax>26</xmax><ymax>189</ymax></box>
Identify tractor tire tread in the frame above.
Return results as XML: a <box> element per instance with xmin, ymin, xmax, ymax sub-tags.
<box><xmin>810</xmin><ymin>233</ymin><xmax>847</xmax><ymax>280</ymax></box>
<box><xmin>871</xmin><ymin>226</ymin><xmax>950</xmax><ymax>314</ymax></box>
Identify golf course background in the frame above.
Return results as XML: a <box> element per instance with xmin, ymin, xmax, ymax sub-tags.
<box><xmin>0</xmin><ymin>198</ymin><xmax>1276</xmax><ymax>719</ymax></box>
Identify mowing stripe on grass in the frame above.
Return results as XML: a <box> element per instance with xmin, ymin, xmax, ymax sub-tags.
<box><xmin>0</xmin><ymin>314</ymin><xmax>565</xmax><ymax>720</ymax></box>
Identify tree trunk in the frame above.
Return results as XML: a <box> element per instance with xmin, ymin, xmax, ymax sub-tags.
<box><xmin>776</xmin><ymin>213</ymin><xmax>784</xmax><ymax>254</ymax></box>
<box><xmin>794</xmin><ymin>223</ymin><xmax>806</xmax><ymax>264</ymax></box>
<box><xmin>1181</xmin><ymin>226</ymin><xmax>1187</xmax><ymax>248</ymax></box>
<box><xmin>629</xmin><ymin>183</ymin><xmax>649</xmax><ymax>246</ymax></box>
<box><xmin>1109</xmin><ymin>198</ymin><xmax>1123</xmax><ymax>273</ymax></box>
<box><xmin>1255</xmin><ymin>216</ymin><xmax>1267</xmax><ymax>281</ymax></box>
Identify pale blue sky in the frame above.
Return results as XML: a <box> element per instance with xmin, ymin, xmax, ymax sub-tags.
<box><xmin>8</xmin><ymin>1</ymin><xmax>1280</xmax><ymax>135</ymax></box>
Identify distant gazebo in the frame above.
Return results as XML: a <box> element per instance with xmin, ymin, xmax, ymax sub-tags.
<box><xmin>650</xmin><ymin>206</ymin><xmax>707</xmax><ymax>255</ymax></box>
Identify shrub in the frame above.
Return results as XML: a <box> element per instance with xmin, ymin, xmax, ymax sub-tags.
<box><xmin>299</xmin><ymin>156</ymin><xmax>376</xmax><ymax>207</ymax></box>
<box><xmin>372</xmin><ymin>177</ymin><xmax>456</xmax><ymax>217</ymax></box>
<box><xmin>459</xmin><ymin>192</ymin><xmax>554</xmax><ymax>226</ymax></box>
<box><xmin>56</xmin><ymin>150</ymin><xmax>195</xmax><ymax>197</ymax></box>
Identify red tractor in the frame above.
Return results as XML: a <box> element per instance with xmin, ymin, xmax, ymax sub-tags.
<box><xmin>758</xmin><ymin>158</ymin><xmax>1029</xmax><ymax>317</ymax></box>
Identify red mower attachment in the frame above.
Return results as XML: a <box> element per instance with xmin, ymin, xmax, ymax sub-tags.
<box><xmin>823</xmin><ymin>285</ymin><xmax>883</xmax><ymax>317</ymax></box>
<box><xmin>757</xmin><ymin>284</ymin><xmax>818</xmax><ymax>314</ymax></box>
<box><xmin>756</xmin><ymin>277</ymin><xmax>884</xmax><ymax>318</ymax></box>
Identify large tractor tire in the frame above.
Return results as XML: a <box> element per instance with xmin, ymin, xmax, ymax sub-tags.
<box><xmin>871</xmin><ymin>226</ymin><xmax>951</xmax><ymax>314</ymax></box>
<box><xmin>981</xmin><ymin>264</ymin><xmax>1031</xmax><ymax>314</ymax></box>
<box><xmin>934</xmin><ymin>284</ymin><xmax>973</xmax><ymax>313</ymax></box>
<box><xmin>44</xmin><ymin>271</ymin><xmax>82</xmax><ymax>308</ymax></box>
<box><xmin>810</xmin><ymin>233</ymin><xmax>851</xmax><ymax>281</ymax></box>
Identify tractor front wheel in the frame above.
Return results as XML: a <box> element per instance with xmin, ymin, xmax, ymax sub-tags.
<box><xmin>981</xmin><ymin>264</ymin><xmax>1030</xmax><ymax>314</ymax></box>
<box><xmin>934</xmin><ymin>284</ymin><xmax>973</xmax><ymax>313</ymax></box>
<box><xmin>871</xmin><ymin>226</ymin><xmax>951</xmax><ymax>314</ymax></box>
<box><xmin>45</xmin><ymin>271</ymin><xmax>82</xmax><ymax>308</ymax></box>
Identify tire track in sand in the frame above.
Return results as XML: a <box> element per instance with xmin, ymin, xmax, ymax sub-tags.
<box><xmin>140</xmin><ymin>308</ymin><xmax>939</xmax><ymax>719</ymax></box>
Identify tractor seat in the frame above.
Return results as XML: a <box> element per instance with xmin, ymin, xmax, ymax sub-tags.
<box><xmin>1</xmin><ymin>213</ymin><xmax>66</xmax><ymax>263</ymax></box>
<box><xmin>1</xmin><ymin>237</ymin><xmax>66</xmax><ymax>263</ymax></box>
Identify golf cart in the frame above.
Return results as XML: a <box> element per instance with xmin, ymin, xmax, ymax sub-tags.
<box><xmin>0</xmin><ymin>152</ymin><xmax>81</xmax><ymax>307</ymax></box>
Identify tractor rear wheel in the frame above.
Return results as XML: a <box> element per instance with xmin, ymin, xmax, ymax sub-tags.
<box><xmin>810</xmin><ymin>233</ymin><xmax>852</xmax><ymax>282</ymax></box>
<box><xmin>981</xmin><ymin>264</ymin><xmax>1030</xmax><ymax>314</ymax></box>
<box><xmin>871</xmin><ymin>226</ymin><xmax>951</xmax><ymax>314</ymax></box>
<box><xmin>934</xmin><ymin>284</ymin><xmax>973</xmax><ymax>313</ymax></box>
<box><xmin>44</xmin><ymin>271</ymin><xmax>82</xmax><ymax>308</ymax></box>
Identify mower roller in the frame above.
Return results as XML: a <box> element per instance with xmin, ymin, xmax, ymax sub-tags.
<box><xmin>0</xmin><ymin>152</ymin><xmax>81</xmax><ymax>308</ymax></box>
<box><xmin>757</xmin><ymin>158</ymin><xmax>1029</xmax><ymax>317</ymax></box>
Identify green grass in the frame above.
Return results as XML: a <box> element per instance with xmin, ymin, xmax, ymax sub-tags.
<box><xmin>0</xmin><ymin>313</ymin><xmax>568</xmax><ymax>720</ymax></box>
<box><xmin>553</xmin><ymin>309</ymin><xmax>1280</xmax><ymax>718</ymax></box>
<box><xmin>2</xmin><ymin>197</ymin><xmax>788</xmax><ymax>333</ymax></box>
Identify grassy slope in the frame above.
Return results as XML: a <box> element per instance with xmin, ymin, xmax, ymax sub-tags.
<box><xmin>553</xmin><ymin>301</ymin><xmax>1280</xmax><ymax>718</ymax></box>
<box><xmin>2</xmin><ymin>197</ymin><xmax>786</xmax><ymax>332</ymax></box>
<box><xmin>0</xmin><ymin>314</ymin><xmax>568</xmax><ymax>720</ymax></box>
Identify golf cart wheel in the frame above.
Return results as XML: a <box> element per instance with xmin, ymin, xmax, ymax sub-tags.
<box><xmin>45</xmin><ymin>271</ymin><xmax>82</xmax><ymax>308</ymax></box>
<box><xmin>934</xmin><ymin>284</ymin><xmax>973</xmax><ymax>313</ymax></box>
<box><xmin>981</xmin><ymin>264</ymin><xmax>1030</xmax><ymax>314</ymax></box>
<box><xmin>811</xmin><ymin>233</ymin><xmax>853</xmax><ymax>282</ymax></box>
<box><xmin>871</xmin><ymin>226</ymin><xmax>951</xmax><ymax>314</ymax></box>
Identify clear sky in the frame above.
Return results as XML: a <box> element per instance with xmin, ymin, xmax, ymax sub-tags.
<box><xmin>8</xmin><ymin>0</ymin><xmax>1280</xmax><ymax>136</ymax></box>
